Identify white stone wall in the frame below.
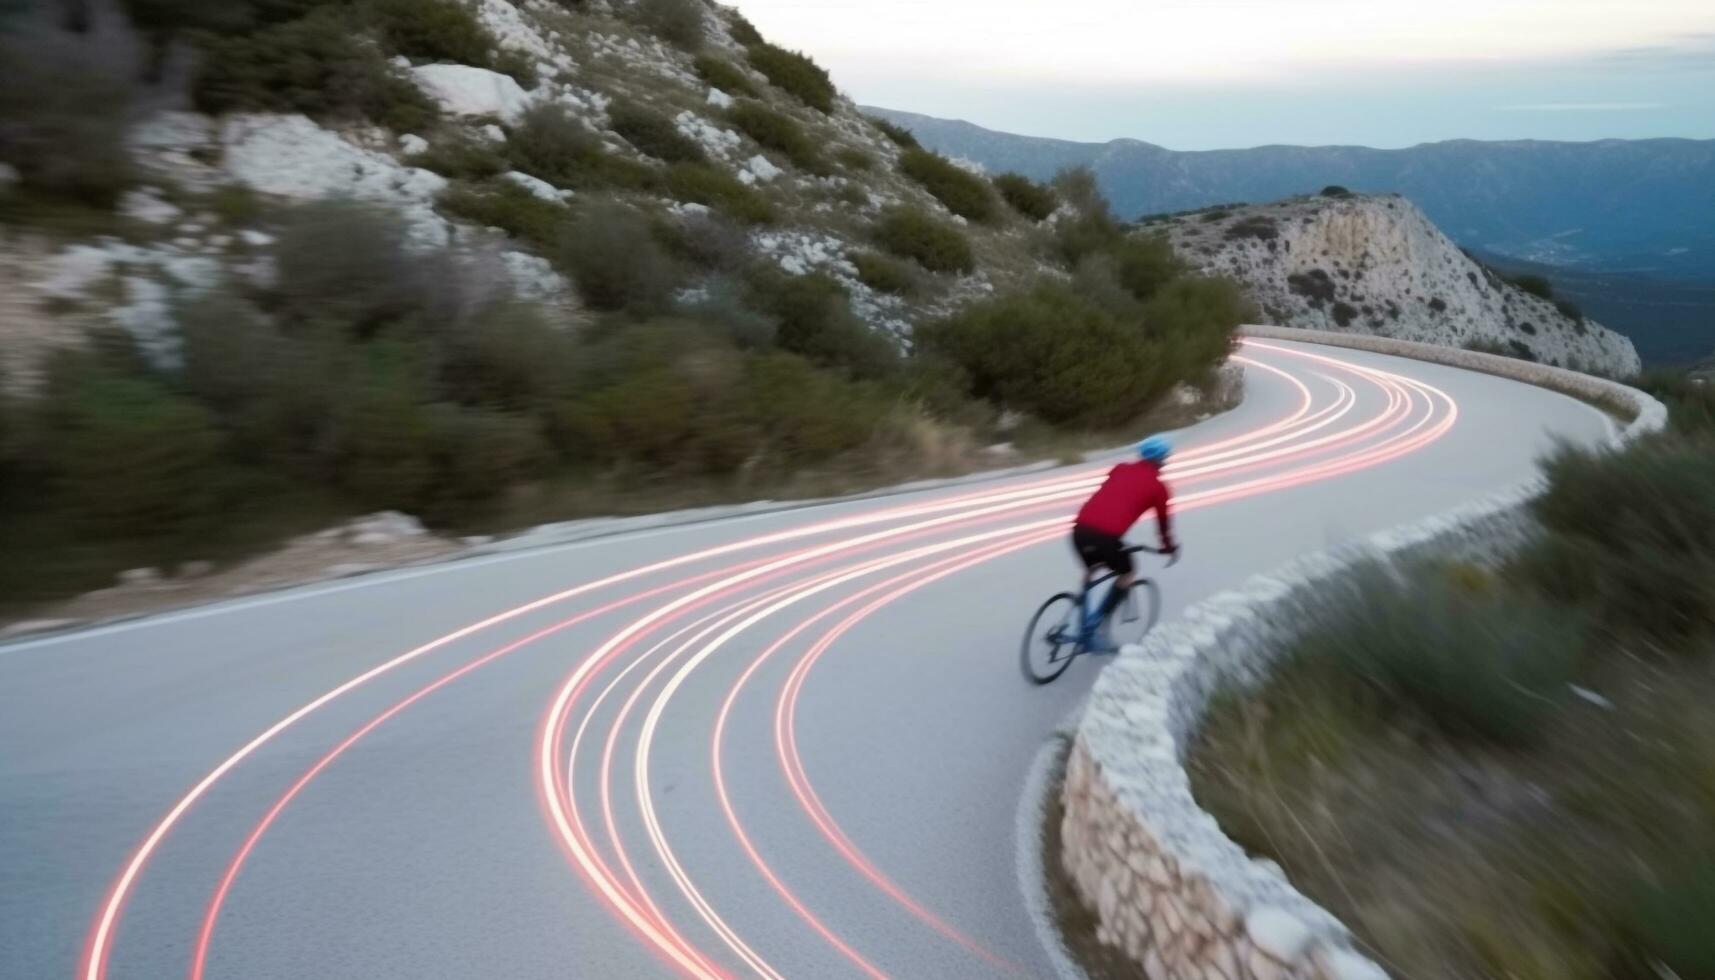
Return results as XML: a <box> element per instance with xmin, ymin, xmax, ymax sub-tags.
<box><xmin>1058</xmin><ymin>335</ymin><xmax>1666</xmax><ymax>980</ymax></box>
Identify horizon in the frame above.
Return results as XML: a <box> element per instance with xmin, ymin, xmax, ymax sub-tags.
<box><xmin>732</xmin><ymin>1</ymin><xmax>1715</xmax><ymax>150</ymax></box>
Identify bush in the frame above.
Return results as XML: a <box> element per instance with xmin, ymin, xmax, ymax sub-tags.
<box><xmin>369</xmin><ymin>0</ymin><xmax>495</xmax><ymax>69</ymax></box>
<box><xmin>1140</xmin><ymin>276</ymin><xmax>1251</xmax><ymax>371</ymax></box>
<box><xmin>418</xmin><ymin>405</ymin><xmax>549</xmax><ymax>517</ymax></box>
<box><xmin>439</xmin><ymin>303</ymin><xmax>577</xmax><ymax>413</ymax></box>
<box><xmin>992</xmin><ymin>172</ymin><xmax>1056</xmax><ymax>222</ymax></box>
<box><xmin>1619</xmin><ymin>858</ymin><xmax>1715</xmax><ymax>979</ymax></box>
<box><xmin>437</xmin><ymin>181</ymin><xmax>572</xmax><ymax>247</ymax></box>
<box><xmin>835</xmin><ymin>147</ymin><xmax>874</xmax><ymax>172</ymax></box>
<box><xmin>1511</xmin><ymin>273</ymin><xmax>1554</xmax><ymax>299</ymax></box>
<box><xmin>693</xmin><ymin>55</ymin><xmax>757</xmax><ymax>97</ymax></box>
<box><xmin>1287</xmin><ymin>268</ymin><xmax>1337</xmax><ymax>306</ymax></box>
<box><xmin>727</xmin><ymin>100</ymin><xmax>825</xmax><ymax>173</ymax></box>
<box><xmin>1320</xmin><ymin>185</ymin><xmax>1353</xmax><ymax>198</ymax></box>
<box><xmin>656</xmin><ymin>211</ymin><xmax>753</xmax><ymax>272</ymax></box>
<box><xmin>1331</xmin><ymin>300</ymin><xmax>1358</xmax><ymax>327</ymax></box>
<box><xmin>664</xmin><ymin>162</ymin><xmax>774</xmax><ymax>225</ymax></box>
<box><xmin>1224</xmin><ymin>215</ymin><xmax>1279</xmax><ymax>241</ymax></box>
<box><xmin>556</xmin><ymin>202</ymin><xmax>682</xmax><ymax>313</ymax></box>
<box><xmin>849</xmin><ymin>251</ymin><xmax>916</xmax><ymax>295</ymax></box>
<box><xmin>34</xmin><ymin>355</ymin><xmax>226</xmax><ymax>536</ymax></box>
<box><xmin>898</xmin><ymin>148</ymin><xmax>997</xmax><ymax>222</ymax></box>
<box><xmin>1049</xmin><ymin>166</ymin><xmax>1123</xmax><ymax>265</ymax></box>
<box><xmin>508</xmin><ymin>103</ymin><xmax>657</xmax><ymax>190</ymax></box>
<box><xmin>746</xmin><ymin>41</ymin><xmax>835</xmax><ymax>113</ymax></box>
<box><xmin>1640</xmin><ymin>369</ymin><xmax>1715</xmax><ymax>437</ymax></box>
<box><xmin>874</xmin><ymin>206</ymin><xmax>974</xmax><ymax>274</ymax></box>
<box><xmin>608</xmin><ymin>101</ymin><xmax>707</xmax><ymax>164</ymax></box>
<box><xmin>635</xmin><ymin>0</ymin><xmax>706</xmax><ymax>49</ymax></box>
<box><xmin>1110</xmin><ymin>233</ymin><xmax>1187</xmax><ymax>302</ymax></box>
<box><xmin>746</xmin><ymin>270</ymin><xmax>898</xmax><ymax>379</ymax></box>
<box><xmin>408</xmin><ymin>130</ymin><xmax>509</xmax><ymax>180</ymax></box>
<box><xmin>1556</xmin><ymin>298</ymin><xmax>1584</xmax><ymax>322</ymax></box>
<box><xmin>1517</xmin><ymin>437</ymin><xmax>1715</xmax><ymax>642</ymax></box>
<box><xmin>867</xmin><ymin>115</ymin><xmax>918</xmax><ymax>149</ymax></box>
<box><xmin>273</xmin><ymin>201</ymin><xmax>428</xmax><ymax>332</ymax></box>
<box><xmin>724</xmin><ymin>8</ymin><xmax>763</xmax><ymax>46</ymax></box>
<box><xmin>918</xmin><ymin>283</ymin><xmax>1161</xmax><ymax>427</ymax></box>
<box><xmin>1299</xmin><ymin>564</ymin><xmax>1582</xmax><ymax>745</ymax></box>
<box><xmin>0</xmin><ymin>18</ymin><xmax>138</xmax><ymax>208</ymax></box>
<box><xmin>193</xmin><ymin>8</ymin><xmax>438</xmax><ymax>131</ymax></box>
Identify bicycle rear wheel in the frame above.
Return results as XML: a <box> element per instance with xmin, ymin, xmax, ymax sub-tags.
<box><xmin>1021</xmin><ymin>593</ymin><xmax>1081</xmax><ymax>685</ymax></box>
<box><xmin>1107</xmin><ymin>578</ymin><xmax>1161</xmax><ymax>650</ymax></box>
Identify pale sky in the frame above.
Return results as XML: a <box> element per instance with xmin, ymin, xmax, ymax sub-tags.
<box><xmin>730</xmin><ymin>1</ymin><xmax>1715</xmax><ymax>149</ymax></box>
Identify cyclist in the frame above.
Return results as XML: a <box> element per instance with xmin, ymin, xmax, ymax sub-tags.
<box><xmin>1070</xmin><ymin>436</ymin><xmax>1179</xmax><ymax>652</ymax></box>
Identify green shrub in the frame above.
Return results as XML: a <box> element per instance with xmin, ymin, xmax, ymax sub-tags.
<box><xmin>34</xmin><ymin>355</ymin><xmax>226</xmax><ymax>535</ymax></box>
<box><xmin>409</xmin><ymin>130</ymin><xmax>509</xmax><ymax>180</ymax></box>
<box><xmin>509</xmin><ymin>103</ymin><xmax>658</xmax><ymax>190</ymax></box>
<box><xmin>1331</xmin><ymin>300</ymin><xmax>1358</xmax><ymax>327</ymax></box>
<box><xmin>727</xmin><ymin>100</ymin><xmax>825</xmax><ymax>173</ymax></box>
<box><xmin>1111</xmin><ymin>233</ymin><xmax>1187</xmax><ymax>302</ymax></box>
<box><xmin>746</xmin><ymin>270</ymin><xmax>898</xmax><ymax>379</ymax></box>
<box><xmin>369</xmin><ymin>0</ymin><xmax>496</xmax><ymax>70</ymax></box>
<box><xmin>1224</xmin><ymin>215</ymin><xmax>1279</xmax><ymax>241</ymax></box>
<box><xmin>917</xmin><ymin>283</ymin><xmax>1161</xmax><ymax>427</ymax></box>
<box><xmin>1640</xmin><ymin>369</ymin><xmax>1715</xmax><ymax>437</ymax></box>
<box><xmin>177</xmin><ymin>290</ymin><xmax>284</xmax><ymax>416</ymax></box>
<box><xmin>866</xmin><ymin>114</ymin><xmax>918</xmax><ymax>149</ymax></box>
<box><xmin>898</xmin><ymin>148</ymin><xmax>997</xmax><ymax>222</ymax></box>
<box><xmin>724</xmin><ymin>8</ymin><xmax>763</xmax><ymax>46</ymax></box>
<box><xmin>835</xmin><ymin>147</ymin><xmax>875</xmax><ymax>172</ymax></box>
<box><xmin>1618</xmin><ymin>858</ymin><xmax>1715</xmax><ymax>979</ymax></box>
<box><xmin>693</xmin><ymin>55</ymin><xmax>757</xmax><ymax>97</ymax></box>
<box><xmin>1320</xmin><ymin>185</ymin><xmax>1353</xmax><ymax>198</ymax></box>
<box><xmin>1288</xmin><ymin>269</ymin><xmax>1337</xmax><ymax>306</ymax></box>
<box><xmin>419</xmin><ymin>404</ymin><xmax>549</xmax><ymax>517</ymax></box>
<box><xmin>849</xmin><ymin>251</ymin><xmax>915</xmax><ymax>295</ymax></box>
<box><xmin>608</xmin><ymin>100</ymin><xmax>706</xmax><ymax>163</ymax></box>
<box><xmin>1049</xmin><ymin>166</ymin><xmax>1122</xmax><ymax>265</ymax></box>
<box><xmin>1141</xmin><ymin>276</ymin><xmax>1251</xmax><ymax>372</ymax></box>
<box><xmin>1556</xmin><ymin>298</ymin><xmax>1584</xmax><ymax>322</ymax></box>
<box><xmin>992</xmin><ymin>172</ymin><xmax>1056</xmax><ymax>222</ymax></box>
<box><xmin>1511</xmin><ymin>273</ymin><xmax>1554</xmax><ymax>299</ymax></box>
<box><xmin>556</xmin><ymin>202</ymin><xmax>682</xmax><ymax>313</ymax></box>
<box><xmin>746</xmin><ymin>41</ymin><xmax>835</xmax><ymax>113</ymax></box>
<box><xmin>273</xmin><ymin>201</ymin><xmax>426</xmax><ymax>332</ymax></box>
<box><xmin>874</xmin><ymin>206</ymin><xmax>974</xmax><ymax>274</ymax></box>
<box><xmin>1517</xmin><ymin>436</ymin><xmax>1715</xmax><ymax>642</ymax></box>
<box><xmin>193</xmin><ymin>8</ymin><xmax>438</xmax><ymax>131</ymax></box>
<box><xmin>439</xmin><ymin>302</ymin><xmax>577</xmax><ymax>412</ymax></box>
<box><xmin>437</xmin><ymin>180</ymin><xmax>572</xmax><ymax>248</ymax></box>
<box><xmin>1300</xmin><ymin>563</ymin><xmax>1582</xmax><ymax>745</ymax></box>
<box><xmin>743</xmin><ymin>352</ymin><xmax>886</xmax><ymax>461</ymax></box>
<box><xmin>635</xmin><ymin>0</ymin><xmax>706</xmax><ymax>49</ymax></box>
<box><xmin>0</xmin><ymin>21</ymin><xmax>137</xmax><ymax>208</ymax></box>
<box><xmin>664</xmin><ymin>162</ymin><xmax>774</xmax><ymax>225</ymax></box>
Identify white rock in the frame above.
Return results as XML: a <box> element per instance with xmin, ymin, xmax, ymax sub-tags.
<box><xmin>706</xmin><ymin>88</ymin><xmax>734</xmax><ymax>109</ymax></box>
<box><xmin>0</xmin><ymin>619</ymin><xmax>78</xmax><ymax>638</ymax></box>
<box><xmin>501</xmin><ymin>170</ymin><xmax>573</xmax><ymax>203</ymax></box>
<box><xmin>390</xmin><ymin>55</ymin><xmax>411</xmax><ymax>69</ymax></box>
<box><xmin>481</xmin><ymin>124</ymin><xmax>507</xmax><ymax>143</ymax></box>
<box><xmin>399</xmin><ymin>133</ymin><xmax>430</xmax><ymax>156</ymax></box>
<box><xmin>119</xmin><ymin>567</ymin><xmax>162</xmax><ymax>587</ymax></box>
<box><xmin>0</xmin><ymin>161</ymin><xmax>19</xmax><ymax>190</ymax></box>
<box><xmin>1245</xmin><ymin>907</ymin><xmax>1313</xmax><ymax>963</ymax></box>
<box><xmin>239</xmin><ymin>229</ymin><xmax>275</xmax><ymax>248</ymax></box>
<box><xmin>410</xmin><ymin>64</ymin><xmax>535</xmax><ymax>124</ymax></box>
<box><xmin>499</xmin><ymin>251</ymin><xmax>571</xmax><ymax>304</ymax></box>
<box><xmin>745</xmin><ymin>154</ymin><xmax>783</xmax><ymax>183</ymax></box>
<box><xmin>1316</xmin><ymin>948</ymin><xmax>1389</xmax><ymax>980</ymax></box>
<box><xmin>112</xmin><ymin>276</ymin><xmax>177</xmax><ymax>367</ymax></box>
<box><xmin>119</xmin><ymin>188</ymin><xmax>183</xmax><ymax>225</ymax></box>
<box><xmin>162</xmin><ymin>254</ymin><xmax>222</xmax><ymax>290</ymax></box>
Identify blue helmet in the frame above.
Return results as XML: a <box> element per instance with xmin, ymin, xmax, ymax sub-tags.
<box><xmin>1137</xmin><ymin>436</ymin><xmax>1173</xmax><ymax>464</ymax></box>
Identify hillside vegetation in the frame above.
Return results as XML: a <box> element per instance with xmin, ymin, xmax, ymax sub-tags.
<box><xmin>0</xmin><ymin>0</ymin><xmax>1249</xmax><ymax>609</ymax></box>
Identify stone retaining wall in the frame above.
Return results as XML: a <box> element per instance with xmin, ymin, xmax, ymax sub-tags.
<box><xmin>1057</xmin><ymin>333</ymin><xmax>1666</xmax><ymax>980</ymax></box>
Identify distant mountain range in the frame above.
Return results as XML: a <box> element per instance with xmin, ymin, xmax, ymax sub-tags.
<box><xmin>866</xmin><ymin>108</ymin><xmax>1715</xmax><ymax>284</ymax></box>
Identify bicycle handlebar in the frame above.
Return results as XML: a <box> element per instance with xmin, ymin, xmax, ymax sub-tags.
<box><xmin>1122</xmin><ymin>543</ymin><xmax>1181</xmax><ymax>567</ymax></box>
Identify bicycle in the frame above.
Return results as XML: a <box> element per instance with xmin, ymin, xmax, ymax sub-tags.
<box><xmin>1019</xmin><ymin>544</ymin><xmax>1175</xmax><ymax>685</ymax></box>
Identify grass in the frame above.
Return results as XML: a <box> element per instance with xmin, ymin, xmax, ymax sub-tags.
<box><xmin>1188</xmin><ymin>430</ymin><xmax>1715</xmax><ymax>978</ymax></box>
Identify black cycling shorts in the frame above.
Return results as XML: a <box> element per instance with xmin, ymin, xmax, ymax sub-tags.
<box><xmin>1071</xmin><ymin>524</ymin><xmax>1132</xmax><ymax>576</ymax></box>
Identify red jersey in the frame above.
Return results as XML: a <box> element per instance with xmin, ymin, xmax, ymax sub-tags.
<box><xmin>1074</xmin><ymin>460</ymin><xmax>1175</xmax><ymax>545</ymax></box>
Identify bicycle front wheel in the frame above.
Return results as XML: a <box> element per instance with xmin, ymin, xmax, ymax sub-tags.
<box><xmin>1108</xmin><ymin>578</ymin><xmax>1161</xmax><ymax>650</ymax></box>
<box><xmin>1021</xmin><ymin>592</ymin><xmax>1080</xmax><ymax>685</ymax></box>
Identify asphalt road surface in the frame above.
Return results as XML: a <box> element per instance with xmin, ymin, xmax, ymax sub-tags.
<box><xmin>1</xmin><ymin>338</ymin><xmax>1613</xmax><ymax>980</ymax></box>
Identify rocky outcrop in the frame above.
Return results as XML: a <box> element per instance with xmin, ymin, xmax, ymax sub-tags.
<box><xmin>1159</xmin><ymin>194</ymin><xmax>1641</xmax><ymax>377</ymax></box>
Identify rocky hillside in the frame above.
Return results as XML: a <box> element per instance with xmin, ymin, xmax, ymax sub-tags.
<box><xmin>868</xmin><ymin>107</ymin><xmax>1715</xmax><ymax>281</ymax></box>
<box><xmin>1149</xmin><ymin>193</ymin><xmax>1642</xmax><ymax>376</ymax></box>
<box><xmin>1</xmin><ymin>0</ymin><xmax>1056</xmax><ymax>387</ymax></box>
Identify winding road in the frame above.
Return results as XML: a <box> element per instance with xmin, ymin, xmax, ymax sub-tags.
<box><xmin>1</xmin><ymin>338</ymin><xmax>1612</xmax><ymax>980</ymax></box>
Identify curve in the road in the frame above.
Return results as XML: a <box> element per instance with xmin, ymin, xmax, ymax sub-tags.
<box><xmin>81</xmin><ymin>340</ymin><xmax>1465</xmax><ymax>980</ymax></box>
